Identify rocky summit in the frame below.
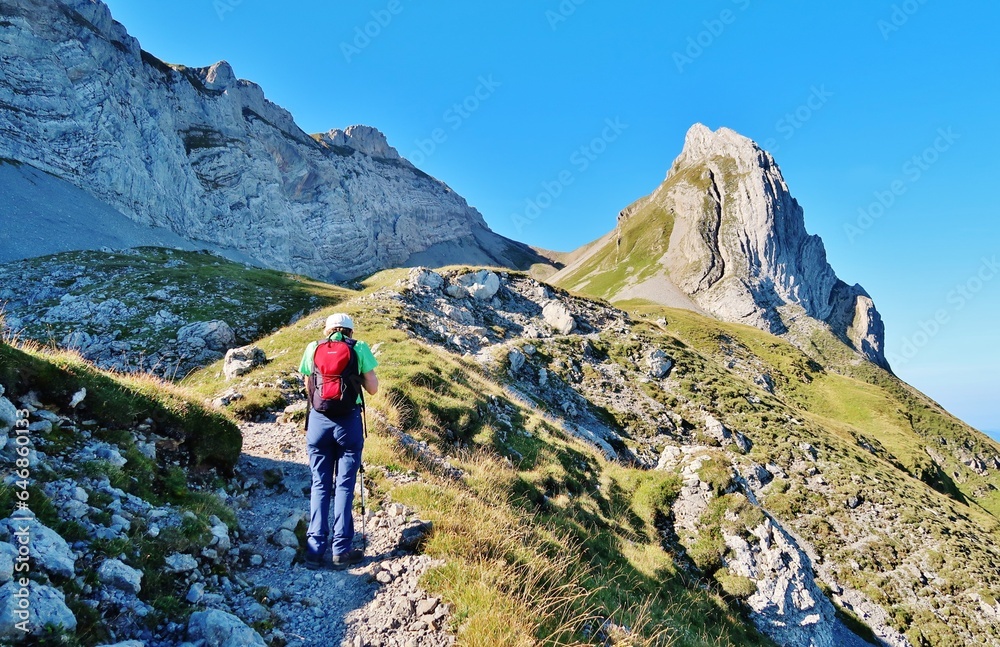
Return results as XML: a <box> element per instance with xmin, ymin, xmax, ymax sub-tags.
<box><xmin>552</xmin><ymin>123</ymin><xmax>889</xmax><ymax>370</ymax></box>
<box><xmin>0</xmin><ymin>0</ymin><xmax>541</xmax><ymax>280</ymax></box>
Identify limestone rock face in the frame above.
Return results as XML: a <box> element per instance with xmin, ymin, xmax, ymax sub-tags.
<box><xmin>318</xmin><ymin>125</ymin><xmax>406</xmax><ymax>161</ymax></box>
<box><xmin>0</xmin><ymin>0</ymin><xmax>535</xmax><ymax>280</ymax></box>
<box><xmin>648</xmin><ymin>124</ymin><xmax>888</xmax><ymax>368</ymax></box>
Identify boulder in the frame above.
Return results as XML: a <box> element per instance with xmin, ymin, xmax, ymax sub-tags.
<box><xmin>0</xmin><ymin>396</ymin><xmax>17</xmax><ymax>434</ymax></box>
<box><xmin>542</xmin><ymin>302</ymin><xmax>575</xmax><ymax>335</ymax></box>
<box><xmin>186</xmin><ymin>582</ymin><xmax>206</xmax><ymax>604</ymax></box>
<box><xmin>97</xmin><ymin>559</ymin><xmax>142</xmax><ymax>594</ymax></box>
<box><xmin>704</xmin><ymin>415</ymin><xmax>752</xmax><ymax>453</ymax></box>
<box><xmin>0</xmin><ymin>581</ymin><xmax>77</xmax><ymax>638</ymax></box>
<box><xmin>177</xmin><ymin>320</ymin><xmax>236</xmax><ymax>352</ymax></box>
<box><xmin>271</xmin><ymin>528</ymin><xmax>299</xmax><ymax>549</ymax></box>
<box><xmin>507</xmin><ymin>348</ymin><xmax>525</xmax><ymax>373</ymax></box>
<box><xmin>163</xmin><ymin>553</ymin><xmax>199</xmax><ymax>574</ymax></box>
<box><xmin>456</xmin><ymin>270</ymin><xmax>501</xmax><ymax>301</ymax></box>
<box><xmin>209</xmin><ymin>522</ymin><xmax>231</xmax><ymax>552</ymax></box>
<box><xmin>0</xmin><ymin>515</ymin><xmax>75</xmax><ymax>578</ymax></box>
<box><xmin>645</xmin><ymin>348</ymin><xmax>674</xmax><ymax>378</ymax></box>
<box><xmin>68</xmin><ymin>388</ymin><xmax>87</xmax><ymax>408</ymax></box>
<box><xmin>409</xmin><ymin>267</ymin><xmax>444</xmax><ymax>290</ymax></box>
<box><xmin>188</xmin><ymin>609</ymin><xmax>266</xmax><ymax>647</ymax></box>
<box><xmin>223</xmin><ymin>345</ymin><xmax>266</xmax><ymax>380</ymax></box>
<box><xmin>444</xmin><ymin>284</ymin><xmax>469</xmax><ymax>299</ymax></box>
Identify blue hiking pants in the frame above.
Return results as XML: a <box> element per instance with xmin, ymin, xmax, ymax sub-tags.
<box><xmin>305</xmin><ymin>407</ymin><xmax>364</xmax><ymax>557</ymax></box>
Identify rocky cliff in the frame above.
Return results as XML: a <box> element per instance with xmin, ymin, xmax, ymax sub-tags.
<box><xmin>0</xmin><ymin>0</ymin><xmax>538</xmax><ymax>280</ymax></box>
<box><xmin>553</xmin><ymin>124</ymin><xmax>889</xmax><ymax>370</ymax></box>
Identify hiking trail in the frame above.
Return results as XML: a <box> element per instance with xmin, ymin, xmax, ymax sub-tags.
<box><xmin>232</xmin><ymin>415</ymin><xmax>455</xmax><ymax>647</ymax></box>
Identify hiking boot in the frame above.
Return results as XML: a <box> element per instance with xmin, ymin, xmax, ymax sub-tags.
<box><xmin>331</xmin><ymin>549</ymin><xmax>365</xmax><ymax>569</ymax></box>
<box><xmin>303</xmin><ymin>553</ymin><xmax>327</xmax><ymax>571</ymax></box>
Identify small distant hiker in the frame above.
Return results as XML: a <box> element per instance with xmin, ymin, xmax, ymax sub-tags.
<box><xmin>299</xmin><ymin>313</ymin><xmax>379</xmax><ymax>569</ymax></box>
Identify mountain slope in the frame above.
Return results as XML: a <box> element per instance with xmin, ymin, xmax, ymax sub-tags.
<box><xmin>552</xmin><ymin>124</ymin><xmax>888</xmax><ymax>370</ymax></box>
<box><xmin>3</xmin><ymin>250</ymin><xmax>997</xmax><ymax>644</ymax></box>
<box><xmin>180</xmin><ymin>264</ymin><xmax>999</xmax><ymax>647</ymax></box>
<box><xmin>0</xmin><ymin>0</ymin><xmax>544</xmax><ymax>279</ymax></box>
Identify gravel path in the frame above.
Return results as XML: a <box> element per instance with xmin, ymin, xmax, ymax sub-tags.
<box><xmin>234</xmin><ymin>416</ymin><xmax>455</xmax><ymax>647</ymax></box>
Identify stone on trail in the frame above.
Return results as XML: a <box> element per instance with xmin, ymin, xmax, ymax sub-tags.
<box><xmin>188</xmin><ymin>608</ymin><xmax>266</xmax><ymax>647</ymax></box>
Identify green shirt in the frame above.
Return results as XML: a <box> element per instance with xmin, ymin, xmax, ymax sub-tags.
<box><xmin>299</xmin><ymin>332</ymin><xmax>379</xmax><ymax>377</ymax></box>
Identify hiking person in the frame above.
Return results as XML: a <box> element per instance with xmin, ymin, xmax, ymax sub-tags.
<box><xmin>299</xmin><ymin>313</ymin><xmax>379</xmax><ymax>569</ymax></box>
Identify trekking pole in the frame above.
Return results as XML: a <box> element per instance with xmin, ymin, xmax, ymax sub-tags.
<box><xmin>359</xmin><ymin>463</ymin><xmax>367</xmax><ymax>548</ymax></box>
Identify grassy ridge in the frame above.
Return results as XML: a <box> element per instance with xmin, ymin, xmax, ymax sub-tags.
<box><xmin>0</xmin><ymin>340</ymin><xmax>243</xmax><ymax>643</ymax></box>
<box><xmin>184</xmin><ymin>269</ymin><xmax>773</xmax><ymax>646</ymax></box>
<box><xmin>0</xmin><ymin>341</ymin><xmax>241</xmax><ymax>471</ymax></box>
<box><xmin>15</xmin><ymin>248</ymin><xmax>996</xmax><ymax>645</ymax></box>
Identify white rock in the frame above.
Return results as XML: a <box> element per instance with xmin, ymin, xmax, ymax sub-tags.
<box><xmin>0</xmin><ymin>543</ymin><xmax>15</xmax><ymax>583</ymax></box>
<box><xmin>0</xmin><ymin>515</ymin><xmax>75</xmax><ymax>578</ymax></box>
<box><xmin>456</xmin><ymin>270</ymin><xmax>501</xmax><ymax>300</ymax></box>
<box><xmin>0</xmin><ymin>581</ymin><xmax>76</xmax><ymax>638</ymax></box>
<box><xmin>0</xmin><ymin>398</ymin><xmax>18</xmax><ymax>434</ymax></box>
<box><xmin>409</xmin><ymin>267</ymin><xmax>444</xmax><ymax>290</ymax></box>
<box><xmin>441</xmin><ymin>303</ymin><xmax>474</xmax><ymax>326</ymax></box>
<box><xmin>271</xmin><ymin>528</ymin><xmax>299</xmax><ymax>548</ymax></box>
<box><xmin>187</xmin><ymin>609</ymin><xmax>265</xmax><ymax>647</ymax></box>
<box><xmin>223</xmin><ymin>345</ymin><xmax>266</xmax><ymax>380</ymax></box>
<box><xmin>97</xmin><ymin>559</ymin><xmax>142</xmax><ymax>594</ymax></box>
<box><xmin>178</xmin><ymin>321</ymin><xmax>236</xmax><ymax>352</ymax></box>
<box><xmin>210</xmin><ymin>523</ymin><xmax>231</xmax><ymax>552</ymax></box>
<box><xmin>186</xmin><ymin>582</ymin><xmax>206</xmax><ymax>604</ymax></box>
<box><xmin>163</xmin><ymin>553</ymin><xmax>198</xmax><ymax>573</ymax></box>
<box><xmin>645</xmin><ymin>348</ymin><xmax>674</xmax><ymax>379</ymax></box>
<box><xmin>68</xmin><ymin>388</ymin><xmax>87</xmax><ymax>408</ymax></box>
<box><xmin>507</xmin><ymin>349</ymin><xmax>525</xmax><ymax>373</ymax></box>
<box><xmin>542</xmin><ymin>302</ymin><xmax>575</xmax><ymax>335</ymax></box>
<box><xmin>444</xmin><ymin>284</ymin><xmax>469</xmax><ymax>299</ymax></box>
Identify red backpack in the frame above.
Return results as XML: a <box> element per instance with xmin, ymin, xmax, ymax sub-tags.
<box><xmin>310</xmin><ymin>337</ymin><xmax>361</xmax><ymax>417</ymax></box>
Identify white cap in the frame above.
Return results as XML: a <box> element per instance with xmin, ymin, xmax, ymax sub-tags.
<box><xmin>325</xmin><ymin>313</ymin><xmax>354</xmax><ymax>332</ymax></box>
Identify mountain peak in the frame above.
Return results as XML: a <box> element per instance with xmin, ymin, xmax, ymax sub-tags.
<box><xmin>318</xmin><ymin>125</ymin><xmax>404</xmax><ymax>161</ymax></box>
<box><xmin>553</xmin><ymin>123</ymin><xmax>889</xmax><ymax>370</ymax></box>
<box><xmin>203</xmin><ymin>60</ymin><xmax>236</xmax><ymax>90</ymax></box>
<box><xmin>674</xmin><ymin>123</ymin><xmax>770</xmax><ymax>176</ymax></box>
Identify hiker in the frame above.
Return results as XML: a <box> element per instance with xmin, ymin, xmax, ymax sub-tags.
<box><xmin>299</xmin><ymin>313</ymin><xmax>379</xmax><ymax>569</ymax></box>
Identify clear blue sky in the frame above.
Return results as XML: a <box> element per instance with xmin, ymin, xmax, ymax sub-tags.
<box><xmin>104</xmin><ymin>0</ymin><xmax>1000</xmax><ymax>436</ymax></box>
